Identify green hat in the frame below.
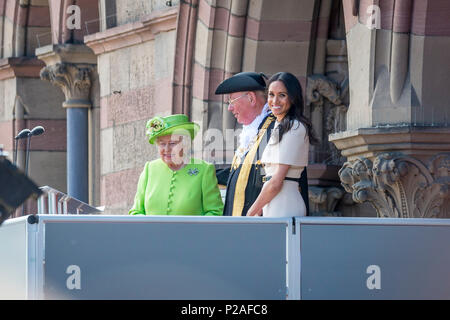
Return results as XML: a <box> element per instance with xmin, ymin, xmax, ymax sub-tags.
<box><xmin>146</xmin><ymin>114</ymin><xmax>200</xmax><ymax>144</ymax></box>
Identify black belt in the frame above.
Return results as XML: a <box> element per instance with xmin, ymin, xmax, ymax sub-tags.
<box><xmin>262</xmin><ymin>175</ymin><xmax>299</xmax><ymax>183</ymax></box>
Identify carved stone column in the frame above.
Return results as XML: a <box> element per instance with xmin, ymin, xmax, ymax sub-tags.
<box><xmin>331</xmin><ymin>126</ymin><xmax>450</xmax><ymax>218</ymax></box>
<box><xmin>339</xmin><ymin>152</ymin><xmax>450</xmax><ymax>218</ymax></box>
<box><xmin>40</xmin><ymin>63</ymin><xmax>94</xmax><ymax>109</ymax></box>
<box><xmin>331</xmin><ymin>1</ymin><xmax>450</xmax><ymax>218</ymax></box>
<box><xmin>37</xmin><ymin>44</ymin><xmax>96</xmax><ymax>203</ymax></box>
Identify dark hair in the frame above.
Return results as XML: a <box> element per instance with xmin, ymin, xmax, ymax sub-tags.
<box><xmin>267</xmin><ymin>72</ymin><xmax>318</xmax><ymax>145</ymax></box>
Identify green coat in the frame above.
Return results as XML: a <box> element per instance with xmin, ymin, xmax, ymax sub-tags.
<box><xmin>129</xmin><ymin>158</ymin><xmax>224</xmax><ymax>216</ymax></box>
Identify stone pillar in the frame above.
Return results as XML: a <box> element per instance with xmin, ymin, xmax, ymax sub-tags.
<box><xmin>329</xmin><ymin>0</ymin><xmax>450</xmax><ymax>218</ymax></box>
<box><xmin>37</xmin><ymin>44</ymin><xmax>96</xmax><ymax>203</ymax></box>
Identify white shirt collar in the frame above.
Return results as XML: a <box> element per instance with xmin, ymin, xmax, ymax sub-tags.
<box><xmin>236</xmin><ymin>103</ymin><xmax>270</xmax><ymax>157</ymax></box>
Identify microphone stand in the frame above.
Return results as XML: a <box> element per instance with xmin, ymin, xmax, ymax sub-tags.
<box><xmin>22</xmin><ymin>126</ymin><xmax>45</xmax><ymax>216</ymax></box>
<box><xmin>22</xmin><ymin>132</ymin><xmax>32</xmax><ymax>216</ymax></box>
<box><xmin>24</xmin><ymin>132</ymin><xmax>32</xmax><ymax>177</ymax></box>
<box><xmin>24</xmin><ymin>126</ymin><xmax>44</xmax><ymax>177</ymax></box>
<box><xmin>14</xmin><ymin>129</ymin><xmax>31</xmax><ymax>166</ymax></box>
<box><xmin>13</xmin><ymin>137</ymin><xmax>18</xmax><ymax>165</ymax></box>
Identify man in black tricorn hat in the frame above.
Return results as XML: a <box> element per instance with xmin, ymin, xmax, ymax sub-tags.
<box><xmin>215</xmin><ymin>72</ymin><xmax>309</xmax><ymax>216</ymax></box>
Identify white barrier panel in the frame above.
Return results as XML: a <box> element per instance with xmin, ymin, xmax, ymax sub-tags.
<box><xmin>1</xmin><ymin>215</ymin><xmax>449</xmax><ymax>300</ymax></box>
<box><xmin>0</xmin><ymin>215</ymin><xmax>298</xmax><ymax>300</ymax></box>
<box><xmin>298</xmin><ymin>217</ymin><xmax>450</xmax><ymax>299</ymax></box>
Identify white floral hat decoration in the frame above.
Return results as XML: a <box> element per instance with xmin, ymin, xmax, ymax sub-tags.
<box><xmin>146</xmin><ymin>114</ymin><xmax>199</xmax><ymax>144</ymax></box>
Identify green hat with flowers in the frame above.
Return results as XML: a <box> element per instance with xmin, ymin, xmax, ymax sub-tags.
<box><xmin>146</xmin><ymin>114</ymin><xmax>200</xmax><ymax>144</ymax></box>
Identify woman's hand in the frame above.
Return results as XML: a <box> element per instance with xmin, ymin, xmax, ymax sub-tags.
<box><xmin>247</xmin><ymin>205</ymin><xmax>262</xmax><ymax>216</ymax></box>
<box><xmin>246</xmin><ymin>164</ymin><xmax>291</xmax><ymax>217</ymax></box>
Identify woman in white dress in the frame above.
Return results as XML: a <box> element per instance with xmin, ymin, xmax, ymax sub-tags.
<box><xmin>247</xmin><ymin>72</ymin><xmax>317</xmax><ymax>218</ymax></box>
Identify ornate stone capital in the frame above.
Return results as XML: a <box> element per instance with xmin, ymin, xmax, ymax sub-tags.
<box><xmin>339</xmin><ymin>152</ymin><xmax>450</xmax><ymax>218</ymax></box>
<box><xmin>40</xmin><ymin>63</ymin><xmax>94</xmax><ymax>108</ymax></box>
<box><xmin>36</xmin><ymin>44</ymin><xmax>96</xmax><ymax>108</ymax></box>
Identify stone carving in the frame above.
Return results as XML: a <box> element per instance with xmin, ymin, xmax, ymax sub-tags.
<box><xmin>307</xmin><ymin>75</ymin><xmax>342</xmax><ymax>106</ymax></box>
<box><xmin>339</xmin><ymin>152</ymin><xmax>450</xmax><ymax>218</ymax></box>
<box><xmin>309</xmin><ymin>186</ymin><xmax>345</xmax><ymax>216</ymax></box>
<box><xmin>307</xmin><ymin>74</ymin><xmax>348</xmax><ymax>134</ymax></box>
<box><xmin>306</xmin><ymin>74</ymin><xmax>348</xmax><ymax>164</ymax></box>
<box><xmin>40</xmin><ymin>63</ymin><xmax>94</xmax><ymax>108</ymax></box>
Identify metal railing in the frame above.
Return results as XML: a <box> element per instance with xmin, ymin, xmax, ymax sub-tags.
<box><xmin>37</xmin><ymin>186</ymin><xmax>102</xmax><ymax>215</ymax></box>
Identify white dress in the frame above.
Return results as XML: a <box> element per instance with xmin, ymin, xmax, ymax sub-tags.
<box><xmin>261</xmin><ymin>120</ymin><xmax>309</xmax><ymax>218</ymax></box>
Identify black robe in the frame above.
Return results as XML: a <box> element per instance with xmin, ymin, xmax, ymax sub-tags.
<box><xmin>218</xmin><ymin>114</ymin><xmax>310</xmax><ymax>216</ymax></box>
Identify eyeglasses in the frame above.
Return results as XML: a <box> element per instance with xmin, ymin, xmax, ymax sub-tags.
<box><xmin>156</xmin><ymin>136</ymin><xmax>183</xmax><ymax>149</ymax></box>
<box><xmin>227</xmin><ymin>93</ymin><xmax>248</xmax><ymax>106</ymax></box>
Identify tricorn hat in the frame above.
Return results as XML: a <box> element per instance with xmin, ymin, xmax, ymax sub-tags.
<box><xmin>146</xmin><ymin>114</ymin><xmax>200</xmax><ymax>144</ymax></box>
<box><xmin>215</xmin><ymin>72</ymin><xmax>267</xmax><ymax>94</ymax></box>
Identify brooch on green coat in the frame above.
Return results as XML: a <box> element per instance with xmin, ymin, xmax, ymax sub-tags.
<box><xmin>188</xmin><ymin>168</ymin><xmax>199</xmax><ymax>176</ymax></box>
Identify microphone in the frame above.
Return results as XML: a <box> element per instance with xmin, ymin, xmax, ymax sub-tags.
<box><xmin>15</xmin><ymin>129</ymin><xmax>31</xmax><ymax>140</ymax></box>
<box><xmin>13</xmin><ymin>129</ymin><xmax>31</xmax><ymax>165</ymax></box>
<box><xmin>30</xmin><ymin>126</ymin><xmax>45</xmax><ymax>137</ymax></box>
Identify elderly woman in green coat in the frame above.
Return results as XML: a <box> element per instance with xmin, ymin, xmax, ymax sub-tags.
<box><xmin>129</xmin><ymin>114</ymin><xmax>224</xmax><ymax>216</ymax></box>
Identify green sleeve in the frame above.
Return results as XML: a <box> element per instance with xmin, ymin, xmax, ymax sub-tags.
<box><xmin>128</xmin><ymin>162</ymin><xmax>149</xmax><ymax>215</ymax></box>
<box><xmin>202</xmin><ymin>163</ymin><xmax>224</xmax><ymax>216</ymax></box>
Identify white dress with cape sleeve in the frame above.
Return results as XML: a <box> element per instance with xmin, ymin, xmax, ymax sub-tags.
<box><xmin>261</xmin><ymin>120</ymin><xmax>309</xmax><ymax>217</ymax></box>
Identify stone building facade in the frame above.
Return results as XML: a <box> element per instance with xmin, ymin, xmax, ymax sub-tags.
<box><xmin>0</xmin><ymin>0</ymin><xmax>448</xmax><ymax>218</ymax></box>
